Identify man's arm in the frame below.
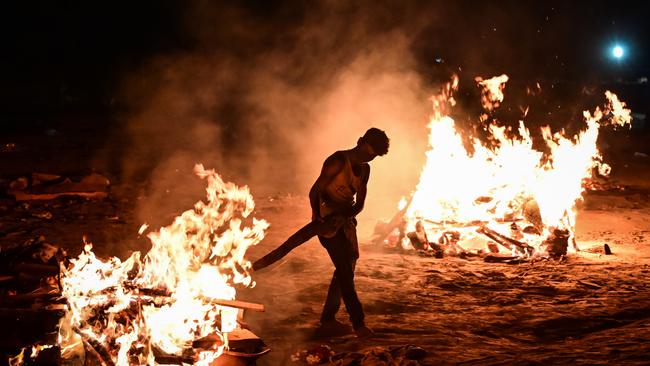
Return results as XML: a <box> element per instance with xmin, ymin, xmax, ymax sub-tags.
<box><xmin>309</xmin><ymin>152</ymin><xmax>345</xmax><ymax>221</ymax></box>
<box><xmin>346</xmin><ymin>163</ymin><xmax>370</xmax><ymax>217</ymax></box>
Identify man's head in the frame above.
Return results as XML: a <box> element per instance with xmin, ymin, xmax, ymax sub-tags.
<box><xmin>356</xmin><ymin>127</ymin><xmax>389</xmax><ymax>162</ymax></box>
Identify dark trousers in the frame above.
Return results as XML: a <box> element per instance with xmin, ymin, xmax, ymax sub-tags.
<box><xmin>318</xmin><ymin>224</ymin><xmax>365</xmax><ymax>329</ymax></box>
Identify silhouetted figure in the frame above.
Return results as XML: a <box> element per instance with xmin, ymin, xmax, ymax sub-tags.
<box><xmin>310</xmin><ymin>128</ymin><xmax>389</xmax><ymax>338</ymax></box>
<box><xmin>253</xmin><ymin>128</ymin><xmax>389</xmax><ymax>337</ymax></box>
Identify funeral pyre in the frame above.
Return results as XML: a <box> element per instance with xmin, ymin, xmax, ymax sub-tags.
<box><xmin>378</xmin><ymin>75</ymin><xmax>632</xmax><ymax>259</ymax></box>
<box><xmin>9</xmin><ymin>164</ymin><xmax>269</xmax><ymax>366</ymax></box>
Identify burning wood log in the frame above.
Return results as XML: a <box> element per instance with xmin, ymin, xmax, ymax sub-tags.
<box><xmin>253</xmin><ymin>214</ymin><xmax>369</xmax><ymax>271</ymax></box>
<box><xmin>406</xmin><ymin>220</ymin><xmax>429</xmax><ymax>250</ymax></box>
<box><xmin>8</xmin><ymin>172</ymin><xmax>110</xmax><ymax>201</ymax></box>
<box><xmin>78</xmin><ymin>290</ymin><xmax>265</xmax><ymax>313</ymax></box>
<box><xmin>0</xmin><ymin>307</ymin><xmax>65</xmax><ymax>317</ymax></box>
<box><xmin>543</xmin><ymin>229</ymin><xmax>569</xmax><ymax>259</ymax></box>
<box><xmin>252</xmin><ymin>220</ymin><xmax>320</xmax><ymax>271</ymax></box>
<box><xmin>207</xmin><ymin>299</ymin><xmax>264</xmax><ymax>313</ymax></box>
<box><xmin>73</xmin><ymin>326</ymin><xmax>116</xmax><ymax>366</ymax></box>
<box><xmin>476</xmin><ymin>226</ymin><xmax>534</xmax><ymax>255</ymax></box>
<box><xmin>423</xmin><ymin>219</ymin><xmax>487</xmax><ymax>228</ymax></box>
<box><xmin>81</xmin><ymin>339</ymin><xmax>114</xmax><ymax>366</ymax></box>
<box><xmin>486</xmin><ymin>242</ymin><xmax>500</xmax><ymax>253</ymax></box>
<box><xmin>372</xmin><ymin>196</ymin><xmax>412</xmax><ymax>245</ymax></box>
<box><xmin>483</xmin><ymin>255</ymin><xmax>520</xmax><ymax>263</ymax></box>
<box><xmin>0</xmin><ymin>291</ymin><xmax>61</xmax><ymax>306</ymax></box>
<box><xmin>438</xmin><ymin>230</ymin><xmax>464</xmax><ymax>256</ymax></box>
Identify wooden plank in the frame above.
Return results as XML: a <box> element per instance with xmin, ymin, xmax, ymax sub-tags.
<box><xmin>208</xmin><ymin>298</ymin><xmax>265</xmax><ymax>312</ymax></box>
<box><xmin>0</xmin><ymin>275</ymin><xmax>14</xmax><ymax>283</ymax></box>
<box><xmin>0</xmin><ymin>291</ymin><xmax>62</xmax><ymax>305</ymax></box>
<box><xmin>13</xmin><ymin>262</ymin><xmax>60</xmax><ymax>276</ymax></box>
<box><xmin>477</xmin><ymin>226</ymin><xmax>534</xmax><ymax>254</ymax></box>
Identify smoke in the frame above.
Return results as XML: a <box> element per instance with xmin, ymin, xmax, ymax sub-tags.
<box><xmin>83</xmin><ymin>0</ymin><xmax>633</xmax><ymax>356</ymax></box>
<box><xmin>92</xmin><ymin>1</ymin><xmax>449</xmax><ymax>230</ymax></box>
<box><xmin>89</xmin><ymin>0</ymin><xmax>614</xmax><ymax>237</ymax></box>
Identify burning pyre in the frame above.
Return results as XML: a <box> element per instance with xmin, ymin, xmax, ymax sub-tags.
<box><xmin>56</xmin><ymin>164</ymin><xmax>268</xmax><ymax>365</ymax></box>
<box><xmin>384</xmin><ymin>75</ymin><xmax>631</xmax><ymax>258</ymax></box>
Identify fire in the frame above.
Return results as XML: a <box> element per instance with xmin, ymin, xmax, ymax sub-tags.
<box><xmin>401</xmin><ymin>75</ymin><xmax>631</xmax><ymax>256</ymax></box>
<box><xmin>58</xmin><ymin>164</ymin><xmax>268</xmax><ymax>365</ymax></box>
<box><xmin>475</xmin><ymin>74</ymin><xmax>509</xmax><ymax>112</ymax></box>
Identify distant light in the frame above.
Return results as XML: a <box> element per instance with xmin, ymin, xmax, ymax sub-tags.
<box><xmin>612</xmin><ymin>45</ymin><xmax>624</xmax><ymax>59</ymax></box>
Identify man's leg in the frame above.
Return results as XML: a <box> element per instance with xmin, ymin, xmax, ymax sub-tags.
<box><xmin>318</xmin><ymin>233</ymin><xmax>342</xmax><ymax>323</ymax></box>
<box><xmin>320</xmin><ymin>271</ymin><xmax>341</xmax><ymax>323</ymax></box>
<box><xmin>320</xmin><ymin>230</ymin><xmax>365</xmax><ymax>329</ymax></box>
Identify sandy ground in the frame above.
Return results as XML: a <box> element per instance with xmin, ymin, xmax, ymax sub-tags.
<box><xmin>242</xmin><ymin>182</ymin><xmax>650</xmax><ymax>365</ymax></box>
<box><xmin>1</xmin><ymin>149</ymin><xmax>650</xmax><ymax>365</ymax></box>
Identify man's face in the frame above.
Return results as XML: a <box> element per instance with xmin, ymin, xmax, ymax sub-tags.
<box><xmin>358</xmin><ymin>142</ymin><xmax>378</xmax><ymax>162</ymax></box>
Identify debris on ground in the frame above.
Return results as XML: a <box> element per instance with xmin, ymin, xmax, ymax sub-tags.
<box><xmin>604</xmin><ymin>243</ymin><xmax>613</xmax><ymax>255</ymax></box>
<box><xmin>292</xmin><ymin>344</ymin><xmax>426</xmax><ymax>365</ymax></box>
<box><xmin>8</xmin><ymin>172</ymin><xmax>110</xmax><ymax>201</ymax></box>
<box><xmin>0</xmin><ymin>236</ymin><xmax>67</xmax><ymax>364</ymax></box>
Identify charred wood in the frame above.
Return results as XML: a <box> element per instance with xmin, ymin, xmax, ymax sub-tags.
<box><xmin>0</xmin><ymin>291</ymin><xmax>61</xmax><ymax>306</ymax></box>
<box><xmin>406</xmin><ymin>220</ymin><xmax>429</xmax><ymax>250</ymax></box>
<box><xmin>74</xmin><ymin>326</ymin><xmax>116</xmax><ymax>366</ymax></box>
<box><xmin>372</xmin><ymin>196</ymin><xmax>411</xmax><ymax>245</ymax></box>
<box><xmin>423</xmin><ymin>219</ymin><xmax>487</xmax><ymax>228</ymax></box>
<box><xmin>82</xmin><ymin>338</ymin><xmax>112</xmax><ymax>366</ymax></box>
<box><xmin>604</xmin><ymin>243</ymin><xmax>613</xmax><ymax>255</ymax></box>
<box><xmin>0</xmin><ymin>307</ymin><xmax>65</xmax><ymax>317</ymax></box>
<box><xmin>487</xmin><ymin>242</ymin><xmax>500</xmax><ymax>253</ymax></box>
<box><xmin>477</xmin><ymin>226</ymin><xmax>534</xmax><ymax>255</ymax></box>
<box><xmin>543</xmin><ymin>229</ymin><xmax>569</xmax><ymax>259</ymax></box>
<box><xmin>12</xmin><ymin>262</ymin><xmax>59</xmax><ymax>276</ymax></box>
<box><xmin>252</xmin><ymin>220</ymin><xmax>320</xmax><ymax>271</ymax></box>
<box><xmin>483</xmin><ymin>255</ymin><xmax>520</xmax><ymax>263</ymax></box>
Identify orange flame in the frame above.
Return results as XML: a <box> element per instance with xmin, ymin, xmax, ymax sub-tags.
<box><xmin>475</xmin><ymin>74</ymin><xmax>509</xmax><ymax>111</ymax></box>
<box><xmin>402</xmin><ymin>76</ymin><xmax>631</xmax><ymax>255</ymax></box>
<box><xmin>59</xmin><ymin>164</ymin><xmax>268</xmax><ymax>365</ymax></box>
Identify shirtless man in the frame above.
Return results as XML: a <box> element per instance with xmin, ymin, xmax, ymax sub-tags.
<box><xmin>310</xmin><ymin>127</ymin><xmax>389</xmax><ymax>338</ymax></box>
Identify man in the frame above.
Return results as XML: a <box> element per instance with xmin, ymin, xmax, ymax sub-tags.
<box><xmin>309</xmin><ymin>127</ymin><xmax>389</xmax><ymax>338</ymax></box>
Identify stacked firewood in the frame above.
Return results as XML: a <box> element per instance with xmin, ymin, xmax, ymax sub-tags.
<box><xmin>1</xmin><ymin>236</ymin><xmax>67</xmax><ymax>365</ymax></box>
<box><xmin>373</xmin><ymin>205</ymin><xmax>570</xmax><ymax>262</ymax></box>
<box><xmin>0</xmin><ymin>236</ymin><xmax>270</xmax><ymax>366</ymax></box>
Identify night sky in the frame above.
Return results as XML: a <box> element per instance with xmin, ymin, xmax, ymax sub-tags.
<box><xmin>1</xmin><ymin>1</ymin><xmax>648</xmax><ymax>135</ymax></box>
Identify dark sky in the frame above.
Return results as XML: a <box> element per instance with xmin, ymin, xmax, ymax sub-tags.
<box><xmin>0</xmin><ymin>0</ymin><xmax>648</xmax><ymax>207</ymax></box>
<box><xmin>1</xmin><ymin>0</ymin><xmax>648</xmax><ymax>126</ymax></box>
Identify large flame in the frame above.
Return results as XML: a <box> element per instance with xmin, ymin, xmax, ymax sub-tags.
<box><xmin>59</xmin><ymin>164</ymin><xmax>268</xmax><ymax>365</ymax></box>
<box><xmin>402</xmin><ymin>75</ymin><xmax>631</xmax><ymax>255</ymax></box>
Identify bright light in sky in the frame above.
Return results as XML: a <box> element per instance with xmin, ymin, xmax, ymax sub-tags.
<box><xmin>612</xmin><ymin>45</ymin><xmax>624</xmax><ymax>59</ymax></box>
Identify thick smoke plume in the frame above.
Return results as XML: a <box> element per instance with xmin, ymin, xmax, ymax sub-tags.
<box><xmin>95</xmin><ymin>1</ymin><xmax>455</xmax><ymax>230</ymax></box>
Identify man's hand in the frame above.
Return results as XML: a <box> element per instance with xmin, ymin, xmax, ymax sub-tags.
<box><xmin>312</xmin><ymin>211</ymin><xmax>323</xmax><ymax>223</ymax></box>
<box><xmin>317</xmin><ymin>215</ymin><xmax>346</xmax><ymax>238</ymax></box>
<box><xmin>341</xmin><ymin>204</ymin><xmax>361</xmax><ymax>218</ymax></box>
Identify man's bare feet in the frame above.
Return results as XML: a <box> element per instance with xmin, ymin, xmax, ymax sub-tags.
<box><xmin>354</xmin><ymin>325</ymin><xmax>375</xmax><ymax>339</ymax></box>
<box><xmin>316</xmin><ymin>319</ymin><xmax>353</xmax><ymax>337</ymax></box>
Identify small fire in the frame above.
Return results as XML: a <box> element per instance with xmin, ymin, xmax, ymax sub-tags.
<box><xmin>58</xmin><ymin>164</ymin><xmax>268</xmax><ymax>365</ymax></box>
<box><xmin>8</xmin><ymin>345</ymin><xmax>53</xmax><ymax>366</ymax></box>
<box><xmin>475</xmin><ymin>74</ymin><xmax>509</xmax><ymax>112</ymax></box>
<box><xmin>401</xmin><ymin>75</ymin><xmax>631</xmax><ymax>256</ymax></box>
